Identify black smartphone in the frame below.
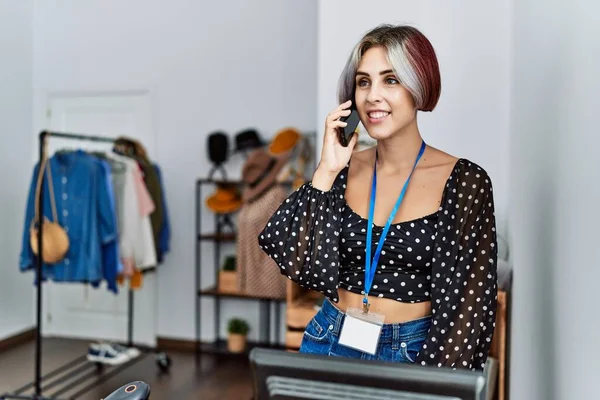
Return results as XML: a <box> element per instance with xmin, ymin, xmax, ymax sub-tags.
<box><xmin>338</xmin><ymin>106</ymin><xmax>360</xmax><ymax>147</ymax></box>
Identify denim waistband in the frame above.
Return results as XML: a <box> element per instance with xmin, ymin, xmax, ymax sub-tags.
<box><xmin>320</xmin><ymin>298</ymin><xmax>432</xmax><ymax>344</ymax></box>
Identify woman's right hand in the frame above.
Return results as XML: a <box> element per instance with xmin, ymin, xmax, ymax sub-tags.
<box><xmin>320</xmin><ymin>100</ymin><xmax>359</xmax><ymax>172</ymax></box>
<box><xmin>312</xmin><ymin>100</ymin><xmax>359</xmax><ymax>191</ymax></box>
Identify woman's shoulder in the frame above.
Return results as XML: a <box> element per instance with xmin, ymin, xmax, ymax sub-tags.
<box><xmin>349</xmin><ymin>146</ymin><xmax>376</xmax><ymax>166</ymax></box>
<box><xmin>423</xmin><ymin>146</ymin><xmax>494</xmax><ymax>206</ymax></box>
<box><xmin>348</xmin><ymin>146</ymin><xmax>376</xmax><ymax>171</ymax></box>
<box><xmin>452</xmin><ymin>158</ymin><xmax>493</xmax><ymax>187</ymax></box>
<box><xmin>442</xmin><ymin>156</ymin><xmax>494</xmax><ymax>206</ymax></box>
<box><xmin>344</xmin><ymin>147</ymin><xmax>376</xmax><ymax>185</ymax></box>
<box><xmin>425</xmin><ymin>146</ymin><xmax>491</xmax><ymax>184</ymax></box>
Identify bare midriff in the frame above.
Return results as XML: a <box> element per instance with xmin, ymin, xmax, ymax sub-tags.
<box><xmin>335</xmin><ymin>288</ymin><xmax>432</xmax><ymax>324</ymax></box>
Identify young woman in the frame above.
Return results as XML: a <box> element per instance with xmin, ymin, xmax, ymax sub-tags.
<box><xmin>259</xmin><ymin>24</ymin><xmax>497</xmax><ymax>371</ymax></box>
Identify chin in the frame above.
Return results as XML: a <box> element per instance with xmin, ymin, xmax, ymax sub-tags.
<box><xmin>365</xmin><ymin>128</ymin><xmax>394</xmax><ymax>141</ymax></box>
<box><xmin>364</xmin><ymin>123</ymin><xmax>405</xmax><ymax>141</ymax></box>
<box><xmin>364</xmin><ymin>117</ymin><xmax>414</xmax><ymax>141</ymax></box>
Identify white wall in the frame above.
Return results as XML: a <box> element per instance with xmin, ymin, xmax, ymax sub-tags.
<box><xmin>317</xmin><ymin>1</ymin><xmax>511</xmax><ymax>239</ymax></box>
<box><xmin>32</xmin><ymin>0</ymin><xmax>317</xmax><ymax>342</ymax></box>
<box><xmin>510</xmin><ymin>0</ymin><xmax>600</xmax><ymax>398</ymax></box>
<box><xmin>0</xmin><ymin>0</ymin><xmax>35</xmax><ymax>340</ymax></box>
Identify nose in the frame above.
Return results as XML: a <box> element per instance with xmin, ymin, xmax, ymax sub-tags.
<box><xmin>366</xmin><ymin>82</ymin><xmax>383</xmax><ymax>104</ymax></box>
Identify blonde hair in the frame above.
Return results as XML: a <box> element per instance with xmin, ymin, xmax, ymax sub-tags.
<box><xmin>338</xmin><ymin>24</ymin><xmax>441</xmax><ymax>112</ymax></box>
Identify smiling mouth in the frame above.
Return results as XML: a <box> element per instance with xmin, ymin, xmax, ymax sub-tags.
<box><xmin>367</xmin><ymin>111</ymin><xmax>390</xmax><ymax>121</ymax></box>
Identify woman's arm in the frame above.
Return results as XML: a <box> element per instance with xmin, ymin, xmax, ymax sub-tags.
<box><xmin>416</xmin><ymin>161</ymin><xmax>498</xmax><ymax>371</ymax></box>
<box><xmin>259</xmin><ymin>100</ymin><xmax>359</xmax><ymax>301</ymax></box>
<box><xmin>258</xmin><ymin>166</ymin><xmax>349</xmax><ymax>302</ymax></box>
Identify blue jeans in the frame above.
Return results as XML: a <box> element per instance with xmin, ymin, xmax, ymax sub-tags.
<box><xmin>299</xmin><ymin>298</ymin><xmax>431</xmax><ymax>363</ymax></box>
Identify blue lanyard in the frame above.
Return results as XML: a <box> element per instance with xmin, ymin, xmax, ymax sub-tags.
<box><xmin>363</xmin><ymin>140</ymin><xmax>426</xmax><ymax>313</ymax></box>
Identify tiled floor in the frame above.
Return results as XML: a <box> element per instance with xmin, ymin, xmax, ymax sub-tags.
<box><xmin>0</xmin><ymin>338</ymin><xmax>253</xmax><ymax>399</ymax></box>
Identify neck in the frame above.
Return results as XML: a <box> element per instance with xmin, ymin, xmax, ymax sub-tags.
<box><xmin>375</xmin><ymin>119</ymin><xmax>424</xmax><ymax>172</ymax></box>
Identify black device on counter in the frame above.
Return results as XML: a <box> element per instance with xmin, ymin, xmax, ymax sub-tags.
<box><xmin>338</xmin><ymin>106</ymin><xmax>360</xmax><ymax>147</ymax></box>
<box><xmin>249</xmin><ymin>348</ymin><xmax>486</xmax><ymax>400</ymax></box>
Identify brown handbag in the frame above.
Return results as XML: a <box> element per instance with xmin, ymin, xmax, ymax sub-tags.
<box><xmin>29</xmin><ymin>151</ymin><xmax>70</xmax><ymax>264</ymax></box>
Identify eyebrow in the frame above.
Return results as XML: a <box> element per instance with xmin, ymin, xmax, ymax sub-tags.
<box><xmin>356</xmin><ymin>69</ymin><xmax>395</xmax><ymax>77</ymax></box>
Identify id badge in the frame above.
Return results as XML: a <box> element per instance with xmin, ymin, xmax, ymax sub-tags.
<box><xmin>338</xmin><ymin>307</ymin><xmax>385</xmax><ymax>355</ymax></box>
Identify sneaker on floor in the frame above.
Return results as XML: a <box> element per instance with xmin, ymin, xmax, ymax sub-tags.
<box><xmin>87</xmin><ymin>343</ymin><xmax>130</xmax><ymax>365</ymax></box>
<box><xmin>110</xmin><ymin>343</ymin><xmax>141</xmax><ymax>359</ymax></box>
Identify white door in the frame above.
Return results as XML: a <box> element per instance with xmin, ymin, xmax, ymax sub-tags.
<box><xmin>41</xmin><ymin>91</ymin><xmax>157</xmax><ymax>346</ymax></box>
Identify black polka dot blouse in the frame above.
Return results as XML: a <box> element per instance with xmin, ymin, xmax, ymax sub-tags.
<box><xmin>258</xmin><ymin>158</ymin><xmax>498</xmax><ymax>371</ymax></box>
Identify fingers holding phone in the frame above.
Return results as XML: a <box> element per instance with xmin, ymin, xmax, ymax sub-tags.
<box><xmin>324</xmin><ymin>100</ymin><xmax>353</xmax><ymax>139</ymax></box>
<box><xmin>318</xmin><ymin>100</ymin><xmax>360</xmax><ymax>176</ymax></box>
<box><xmin>338</xmin><ymin>106</ymin><xmax>360</xmax><ymax>147</ymax></box>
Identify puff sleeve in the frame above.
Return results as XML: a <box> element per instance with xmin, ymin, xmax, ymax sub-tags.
<box><xmin>258</xmin><ymin>169</ymin><xmax>348</xmax><ymax>303</ymax></box>
<box><xmin>416</xmin><ymin>161</ymin><xmax>498</xmax><ymax>371</ymax></box>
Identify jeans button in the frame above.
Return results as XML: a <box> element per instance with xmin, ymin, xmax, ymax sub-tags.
<box><xmin>401</xmin><ymin>342</ymin><xmax>407</xmax><ymax>348</ymax></box>
<box><xmin>328</xmin><ymin>325</ymin><xmax>333</xmax><ymax>331</ymax></box>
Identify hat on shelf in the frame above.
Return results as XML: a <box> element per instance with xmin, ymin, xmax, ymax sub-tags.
<box><xmin>241</xmin><ymin>128</ymin><xmax>303</xmax><ymax>203</ymax></box>
<box><xmin>207</xmin><ymin>131</ymin><xmax>230</xmax><ymax>166</ymax></box>
<box><xmin>241</xmin><ymin>149</ymin><xmax>288</xmax><ymax>203</ymax></box>
<box><xmin>205</xmin><ymin>183</ymin><xmax>243</xmax><ymax>214</ymax></box>
<box><xmin>234</xmin><ymin>129</ymin><xmax>264</xmax><ymax>153</ymax></box>
<box><xmin>270</xmin><ymin>127</ymin><xmax>304</xmax><ymax>185</ymax></box>
<box><xmin>268</xmin><ymin>127</ymin><xmax>302</xmax><ymax>156</ymax></box>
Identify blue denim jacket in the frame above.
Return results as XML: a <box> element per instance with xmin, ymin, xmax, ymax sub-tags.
<box><xmin>20</xmin><ymin>150</ymin><xmax>119</xmax><ymax>292</ymax></box>
<box><xmin>154</xmin><ymin>164</ymin><xmax>170</xmax><ymax>263</ymax></box>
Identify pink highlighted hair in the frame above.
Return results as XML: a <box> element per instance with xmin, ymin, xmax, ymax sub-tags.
<box><xmin>338</xmin><ymin>24</ymin><xmax>441</xmax><ymax>112</ymax></box>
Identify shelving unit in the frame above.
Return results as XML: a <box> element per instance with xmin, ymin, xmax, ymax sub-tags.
<box><xmin>195</xmin><ymin>178</ymin><xmax>287</xmax><ymax>356</ymax></box>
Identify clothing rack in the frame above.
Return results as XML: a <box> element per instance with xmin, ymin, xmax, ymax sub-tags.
<box><xmin>0</xmin><ymin>130</ymin><xmax>170</xmax><ymax>400</ymax></box>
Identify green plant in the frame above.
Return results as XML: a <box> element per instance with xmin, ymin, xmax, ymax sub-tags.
<box><xmin>222</xmin><ymin>256</ymin><xmax>236</xmax><ymax>271</ymax></box>
<box><xmin>227</xmin><ymin>318</ymin><xmax>250</xmax><ymax>335</ymax></box>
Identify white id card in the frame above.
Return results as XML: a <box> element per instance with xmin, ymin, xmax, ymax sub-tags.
<box><xmin>338</xmin><ymin>307</ymin><xmax>385</xmax><ymax>355</ymax></box>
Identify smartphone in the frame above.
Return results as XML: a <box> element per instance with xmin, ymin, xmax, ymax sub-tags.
<box><xmin>338</xmin><ymin>106</ymin><xmax>360</xmax><ymax>147</ymax></box>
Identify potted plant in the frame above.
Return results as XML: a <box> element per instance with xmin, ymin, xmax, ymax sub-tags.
<box><xmin>227</xmin><ymin>318</ymin><xmax>250</xmax><ymax>353</ymax></box>
<box><xmin>218</xmin><ymin>255</ymin><xmax>238</xmax><ymax>293</ymax></box>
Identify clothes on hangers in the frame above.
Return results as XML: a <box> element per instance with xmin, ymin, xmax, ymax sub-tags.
<box><xmin>111</xmin><ymin>136</ymin><xmax>171</xmax><ymax>290</ymax></box>
<box><xmin>20</xmin><ymin>150</ymin><xmax>119</xmax><ymax>292</ymax></box>
<box><xmin>104</xmin><ymin>152</ymin><xmax>157</xmax><ymax>285</ymax></box>
<box><xmin>95</xmin><ymin>160</ymin><xmax>121</xmax><ymax>292</ymax></box>
<box><xmin>20</xmin><ymin>145</ymin><xmax>170</xmax><ymax>293</ymax></box>
<box><xmin>137</xmin><ymin>157</ymin><xmax>163</xmax><ymax>250</ymax></box>
<box><xmin>236</xmin><ymin>185</ymin><xmax>288</xmax><ymax>299</ymax></box>
<box><xmin>113</xmin><ymin>137</ymin><xmax>165</xmax><ymax>255</ymax></box>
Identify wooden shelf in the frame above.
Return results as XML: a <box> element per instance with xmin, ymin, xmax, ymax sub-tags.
<box><xmin>197</xmin><ymin>179</ymin><xmax>243</xmax><ymax>186</ymax></box>
<box><xmin>197</xmin><ymin>339</ymin><xmax>285</xmax><ymax>356</ymax></box>
<box><xmin>196</xmin><ymin>178</ymin><xmax>294</xmax><ymax>186</ymax></box>
<box><xmin>197</xmin><ymin>233</ymin><xmax>236</xmax><ymax>242</ymax></box>
<box><xmin>198</xmin><ymin>286</ymin><xmax>286</xmax><ymax>302</ymax></box>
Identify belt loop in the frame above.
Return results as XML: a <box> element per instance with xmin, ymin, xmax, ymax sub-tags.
<box><xmin>334</xmin><ymin>308</ymin><xmax>344</xmax><ymax>335</ymax></box>
<box><xmin>392</xmin><ymin>324</ymin><xmax>399</xmax><ymax>350</ymax></box>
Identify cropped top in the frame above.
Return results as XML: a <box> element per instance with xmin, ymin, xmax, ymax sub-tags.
<box><xmin>338</xmin><ymin>200</ymin><xmax>437</xmax><ymax>303</ymax></box>
<box><xmin>258</xmin><ymin>158</ymin><xmax>498</xmax><ymax>371</ymax></box>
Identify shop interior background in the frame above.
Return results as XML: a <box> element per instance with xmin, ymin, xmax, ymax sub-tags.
<box><xmin>0</xmin><ymin>0</ymin><xmax>597</xmax><ymax>399</ymax></box>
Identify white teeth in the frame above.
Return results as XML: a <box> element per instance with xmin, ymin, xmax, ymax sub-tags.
<box><xmin>368</xmin><ymin>112</ymin><xmax>390</xmax><ymax>119</ymax></box>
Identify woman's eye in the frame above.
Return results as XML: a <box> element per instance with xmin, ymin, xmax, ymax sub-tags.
<box><xmin>357</xmin><ymin>79</ymin><xmax>369</xmax><ymax>87</ymax></box>
<box><xmin>386</xmin><ymin>77</ymin><xmax>399</xmax><ymax>84</ymax></box>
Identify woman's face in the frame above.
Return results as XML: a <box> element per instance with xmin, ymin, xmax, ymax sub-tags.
<box><xmin>354</xmin><ymin>46</ymin><xmax>416</xmax><ymax>140</ymax></box>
